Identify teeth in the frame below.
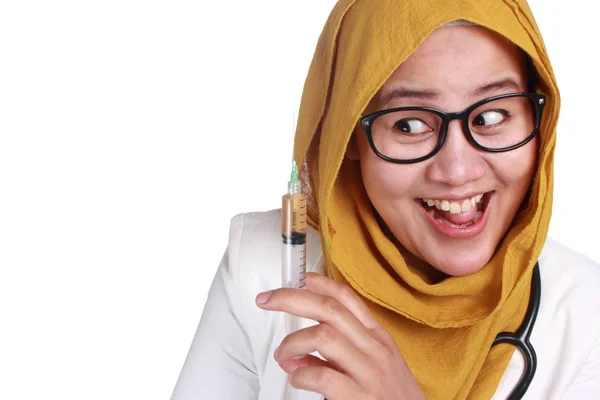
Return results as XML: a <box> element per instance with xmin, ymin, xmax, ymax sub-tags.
<box><xmin>441</xmin><ymin>200</ymin><xmax>450</xmax><ymax>211</ymax></box>
<box><xmin>449</xmin><ymin>202</ymin><xmax>461</xmax><ymax>214</ymax></box>
<box><xmin>461</xmin><ymin>200</ymin><xmax>471</xmax><ymax>212</ymax></box>
<box><xmin>422</xmin><ymin>193</ymin><xmax>486</xmax><ymax>214</ymax></box>
<box><xmin>428</xmin><ymin>207</ymin><xmax>436</xmax><ymax>218</ymax></box>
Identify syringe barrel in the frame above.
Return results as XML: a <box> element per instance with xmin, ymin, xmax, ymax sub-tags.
<box><xmin>281</xmin><ymin>163</ymin><xmax>307</xmax><ymax>399</ymax></box>
<box><xmin>281</xmin><ymin>193</ymin><xmax>307</xmax><ymax>335</ymax></box>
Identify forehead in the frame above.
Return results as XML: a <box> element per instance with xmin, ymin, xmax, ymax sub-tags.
<box><xmin>411</xmin><ymin>25</ymin><xmax>521</xmax><ymax>59</ymax></box>
<box><xmin>378</xmin><ymin>26</ymin><xmax>527</xmax><ymax>103</ymax></box>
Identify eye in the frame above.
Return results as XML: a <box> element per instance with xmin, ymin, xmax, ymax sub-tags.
<box><xmin>394</xmin><ymin>118</ymin><xmax>432</xmax><ymax>134</ymax></box>
<box><xmin>473</xmin><ymin>109</ymin><xmax>509</xmax><ymax>126</ymax></box>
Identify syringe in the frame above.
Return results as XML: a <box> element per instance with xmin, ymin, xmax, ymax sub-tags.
<box><xmin>281</xmin><ymin>161</ymin><xmax>307</xmax><ymax>335</ymax></box>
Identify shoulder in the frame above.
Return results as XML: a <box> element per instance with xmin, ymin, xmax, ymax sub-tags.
<box><xmin>228</xmin><ymin>209</ymin><xmax>323</xmax><ymax>281</ymax></box>
<box><xmin>224</xmin><ymin>210</ymin><xmax>323</xmax><ymax>378</ymax></box>
<box><xmin>540</xmin><ymin>236</ymin><xmax>600</xmax><ymax>270</ymax></box>
<box><xmin>525</xmin><ymin>238</ymin><xmax>600</xmax><ymax>396</ymax></box>
<box><xmin>538</xmin><ymin>237</ymin><xmax>600</xmax><ymax>304</ymax></box>
<box><xmin>537</xmin><ymin>236</ymin><xmax>600</xmax><ymax>339</ymax></box>
<box><xmin>537</xmin><ymin>236</ymin><xmax>600</xmax><ymax>334</ymax></box>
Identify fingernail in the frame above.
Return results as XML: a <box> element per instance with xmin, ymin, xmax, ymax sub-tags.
<box><xmin>274</xmin><ymin>346</ymin><xmax>280</xmax><ymax>359</ymax></box>
<box><xmin>291</xmin><ymin>355</ymin><xmax>304</xmax><ymax>360</ymax></box>
<box><xmin>256</xmin><ymin>290</ymin><xmax>273</xmax><ymax>305</ymax></box>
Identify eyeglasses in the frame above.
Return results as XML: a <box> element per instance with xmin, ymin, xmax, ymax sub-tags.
<box><xmin>360</xmin><ymin>92</ymin><xmax>546</xmax><ymax>164</ymax></box>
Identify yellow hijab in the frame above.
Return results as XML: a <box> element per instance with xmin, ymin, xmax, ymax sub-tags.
<box><xmin>294</xmin><ymin>0</ymin><xmax>559</xmax><ymax>398</ymax></box>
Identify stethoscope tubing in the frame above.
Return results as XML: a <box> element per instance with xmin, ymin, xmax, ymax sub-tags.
<box><xmin>491</xmin><ymin>262</ymin><xmax>541</xmax><ymax>400</ymax></box>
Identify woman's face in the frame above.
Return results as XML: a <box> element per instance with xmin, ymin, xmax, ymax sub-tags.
<box><xmin>353</xmin><ymin>26</ymin><xmax>538</xmax><ymax>277</ymax></box>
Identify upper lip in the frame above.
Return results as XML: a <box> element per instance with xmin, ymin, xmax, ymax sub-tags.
<box><xmin>418</xmin><ymin>191</ymin><xmax>492</xmax><ymax>201</ymax></box>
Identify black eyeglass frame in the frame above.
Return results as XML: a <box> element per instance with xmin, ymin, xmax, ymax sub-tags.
<box><xmin>359</xmin><ymin>92</ymin><xmax>547</xmax><ymax>164</ymax></box>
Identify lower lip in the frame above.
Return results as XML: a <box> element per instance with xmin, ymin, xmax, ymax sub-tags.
<box><xmin>417</xmin><ymin>194</ymin><xmax>493</xmax><ymax>239</ymax></box>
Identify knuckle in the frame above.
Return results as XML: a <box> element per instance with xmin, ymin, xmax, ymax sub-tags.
<box><xmin>371</xmin><ymin>326</ymin><xmax>396</xmax><ymax>348</ymax></box>
<box><xmin>337</xmin><ymin>284</ymin><xmax>356</xmax><ymax>302</ymax></box>
<box><xmin>315</xmin><ymin>367</ymin><xmax>336</xmax><ymax>389</ymax></box>
<box><xmin>314</xmin><ymin>323</ymin><xmax>335</xmax><ymax>344</ymax></box>
<box><xmin>321</xmin><ymin>296</ymin><xmax>343</xmax><ymax>315</ymax></box>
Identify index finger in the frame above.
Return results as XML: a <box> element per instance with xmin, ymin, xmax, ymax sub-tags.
<box><xmin>304</xmin><ymin>272</ymin><xmax>381</xmax><ymax>331</ymax></box>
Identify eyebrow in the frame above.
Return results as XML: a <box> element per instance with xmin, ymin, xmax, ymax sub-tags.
<box><xmin>379</xmin><ymin>78</ymin><xmax>524</xmax><ymax>106</ymax></box>
<box><xmin>471</xmin><ymin>77</ymin><xmax>522</xmax><ymax>97</ymax></box>
<box><xmin>379</xmin><ymin>87</ymin><xmax>439</xmax><ymax>106</ymax></box>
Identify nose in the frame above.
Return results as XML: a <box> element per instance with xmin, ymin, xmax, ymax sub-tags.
<box><xmin>425</xmin><ymin>120</ymin><xmax>486</xmax><ymax>186</ymax></box>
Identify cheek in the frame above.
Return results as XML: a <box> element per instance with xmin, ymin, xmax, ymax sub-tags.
<box><xmin>356</xmin><ymin>133</ymin><xmax>429</xmax><ymax>204</ymax></box>
<box><xmin>359</xmin><ymin>153</ymin><xmax>420</xmax><ymax>204</ymax></box>
<box><xmin>357</xmin><ymin>132</ymin><xmax>402</xmax><ymax>198</ymax></box>
<box><xmin>488</xmin><ymin>137</ymin><xmax>539</xmax><ymax>189</ymax></box>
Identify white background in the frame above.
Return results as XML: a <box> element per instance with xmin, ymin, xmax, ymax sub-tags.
<box><xmin>0</xmin><ymin>1</ymin><xmax>597</xmax><ymax>399</ymax></box>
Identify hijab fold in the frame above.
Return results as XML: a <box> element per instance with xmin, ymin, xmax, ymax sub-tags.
<box><xmin>294</xmin><ymin>0</ymin><xmax>559</xmax><ymax>398</ymax></box>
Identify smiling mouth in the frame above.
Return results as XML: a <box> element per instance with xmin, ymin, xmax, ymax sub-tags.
<box><xmin>418</xmin><ymin>192</ymin><xmax>493</xmax><ymax>229</ymax></box>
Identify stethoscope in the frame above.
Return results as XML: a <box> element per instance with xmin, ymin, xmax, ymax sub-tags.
<box><xmin>491</xmin><ymin>261</ymin><xmax>541</xmax><ymax>399</ymax></box>
<box><xmin>323</xmin><ymin>263</ymin><xmax>541</xmax><ymax>400</ymax></box>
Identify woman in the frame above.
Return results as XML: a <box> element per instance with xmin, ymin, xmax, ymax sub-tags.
<box><xmin>172</xmin><ymin>0</ymin><xmax>600</xmax><ymax>398</ymax></box>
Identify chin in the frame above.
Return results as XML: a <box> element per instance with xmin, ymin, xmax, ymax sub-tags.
<box><xmin>425</xmin><ymin>246</ymin><xmax>495</xmax><ymax>277</ymax></box>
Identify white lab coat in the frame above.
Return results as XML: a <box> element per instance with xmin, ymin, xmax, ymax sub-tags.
<box><xmin>171</xmin><ymin>210</ymin><xmax>600</xmax><ymax>399</ymax></box>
